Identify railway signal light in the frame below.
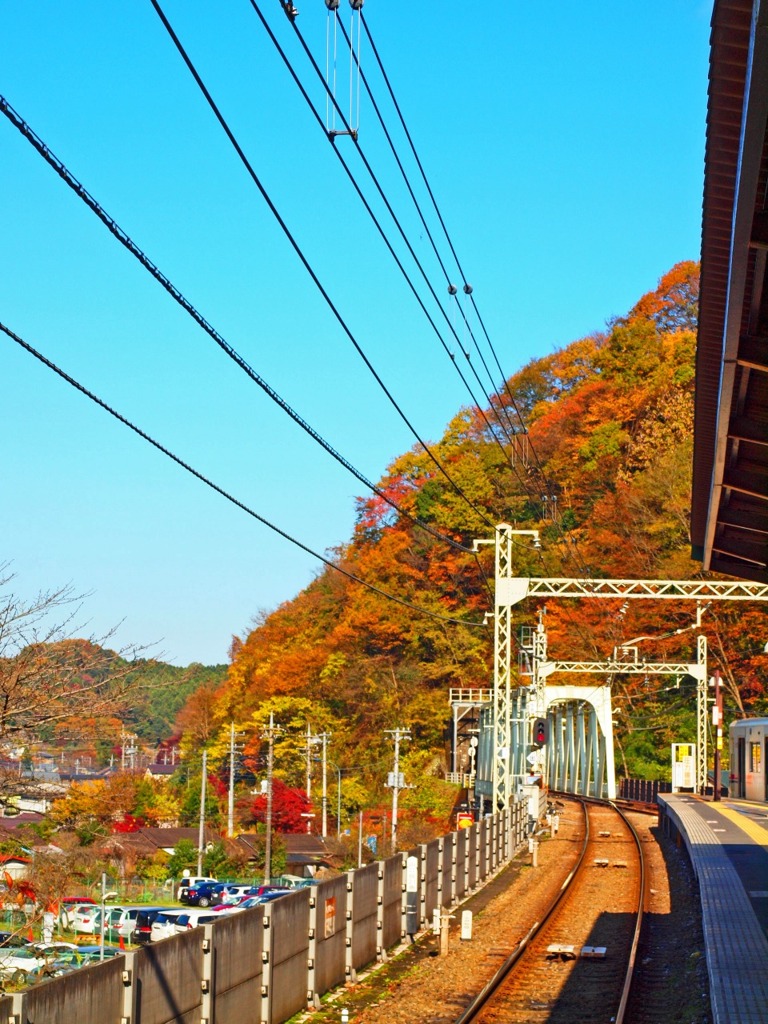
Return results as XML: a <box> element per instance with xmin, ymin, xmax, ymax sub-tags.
<box><xmin>533</xmin><ymin>718</ymin><xmax>549</xmax><ymax>748</ymax></box>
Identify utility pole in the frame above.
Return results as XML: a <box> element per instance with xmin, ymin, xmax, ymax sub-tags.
<box><xmin>386</xmin><ymin>728</ymin><xmax>411</xmax><ymax>853</ymax></box>
<box><xmin>263</xmin><ymin>714</ymin><xmax>280</xmax><ymax>884</ymax></box>
<box><xmin>227</xmin><ymin>723</ymin><xmax>245</xmax><ymax>839</ymax></box>
<box><xmin>320</xmin><ymin>732</ymin><xmax>331</xmax><ymax>839</ymax></box>
<box><xmin>310</xmin><ymin>731</ymin><xmax>331</xmax><ymax>839</ymax></box>
<box><xmin>197</xmin><ymin>749</ymin><xmax>207</xmax><ymax>875</ymax></box>
<box><xmin>305</xmin><ymin>724</ymin><xmax>313</xmax><ymax>833</ymax></box>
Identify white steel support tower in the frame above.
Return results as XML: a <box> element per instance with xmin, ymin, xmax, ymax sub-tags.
<box><xmin>491</xmin><ymin>524</ymin><xmax>512</xmax><ymax>809</ymax></box>
<box><xmin>473</xmin><ymin>525</ymin><xmax>540</xmax><ymax>809</ymax></box>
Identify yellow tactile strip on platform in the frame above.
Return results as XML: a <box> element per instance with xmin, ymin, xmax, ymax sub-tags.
<box><xmin>713</xmin><ymin>803</ymin><xmax>768</xmax><ymax>847</ymax></box>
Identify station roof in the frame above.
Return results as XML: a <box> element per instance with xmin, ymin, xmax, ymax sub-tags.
<box><xmin>691</xmin><ymin>0</ymin><xmax>768</xmax><ymax>584</ymax></box>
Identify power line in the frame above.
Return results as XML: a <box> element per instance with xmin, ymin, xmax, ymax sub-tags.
<box><xmin>332</xmin><ymin>11</ymin><xmax>522</xmax><ymax>446</ymax></box>
<box><xmin>266</xmin><ymin>2</ymin><xmax>522</xmax><ymax>459</ymax></box>
<box><xmin>0</xmin><ymin>94</ymin><xmax>480</xmax><ymax>558</ymax></box>
<box><xmin>359</xmin><ymin>11</ymin><xmax>526</xmax><ymax>437</ymax></box>
<box><xmin>146</xmin><ymin>0</ymin><xmax>495</xmax><ymax>532</ymax></box>
<box><xmin>354</xmin><ymin>12</ymin><xmax>593</xmax><ymax>585</ymax></box>
<box><xmin>0</xmin><ymin>319</ymin><xmax>488</xmax><ymax>631</ymax></box>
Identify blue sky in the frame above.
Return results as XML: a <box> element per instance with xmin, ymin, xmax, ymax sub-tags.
<box><xmin>1</xmin><ymin>1</ymin><xmax>712</xmax><ymax>666</ymax></box>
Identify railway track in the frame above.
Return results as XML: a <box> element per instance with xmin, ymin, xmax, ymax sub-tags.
<box><xmin>456</xmin><ymin>799</ymin><xmax>646</xmax><ymax>1024</ymax></box>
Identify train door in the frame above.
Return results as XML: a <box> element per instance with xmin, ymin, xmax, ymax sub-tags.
<box><xmin>737</xmin><ymin>737</ymin><xmax>746</xmax><ymax>798</ymax></box>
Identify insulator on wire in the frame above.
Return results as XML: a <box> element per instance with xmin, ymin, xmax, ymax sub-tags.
<box><xmin>463</xmin><ymin>283</ymin><xmax>473</xmax><ymax>295</ymax></box>
<box><xmin>350</xmin><ymin>0</ymin><xmax>364</xmax><ymax>8</ymax></box>
<box><xmin>325</xmin><ymin>0</ymin><xmax>339</xmax><ymax>8</ymax></box>
<box><xmin>448</xmin><ymin>284</ymin><xmax>458</xmax><ymax>296</ymax></box>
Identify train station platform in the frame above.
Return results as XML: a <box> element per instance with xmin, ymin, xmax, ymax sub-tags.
<box><xmin>658</xmin><ymin>794</ymin><xmax>768</xmax><ymax>1024</ymax></box>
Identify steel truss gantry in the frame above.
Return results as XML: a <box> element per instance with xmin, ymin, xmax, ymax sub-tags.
<box><xmin>477</xmin><ymin>522</ymin><xmax>768</xmax><ymax>809</ymax></box>
<box><xmin>497</xmin><ymin>576</ymin><xmax>768</xmax><ymax>607</ymax></box>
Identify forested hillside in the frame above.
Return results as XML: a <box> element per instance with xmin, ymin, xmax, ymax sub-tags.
<box><xmin>178</xmin><ymin>262</ymin><xmax>767</xmax><ymax>803</ymax></box>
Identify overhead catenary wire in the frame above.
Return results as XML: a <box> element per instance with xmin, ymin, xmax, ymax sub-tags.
<box><xmin>265</xmin><ymin>3</ymin><xmax>522</xmax><ymax>460</ymax></box>
<box><xmin>359</xmin><ymin>10</ymin><xmax>526</xmax><ymax>438</ymax></box>
<box><xmin>322</xmin><ymin>8</ymin><xmax>591</xmax><ymax>579</ymax></box>
<box><xmin>0</xmin><ymin>320</ymin><xmax>488</xmax><ymax>631</ymax></box>
<box><xmin>356</xmin><ymin>10</ymin><xmax>594</xmax><ymax>580</ymax></box>
<box><xmin>0</xmin><ymin>94</ymin><xmax>481</xmax><ymax>558</ymax></box>
<box><xmin>145</xmin><ymin>0</ymin><xmax>496</xmax><ymax>533</ymax></box>
<box><xmin>333</xmin><ymin>12</ymin><xmax>522</xmax><ymax>445</ymax></box>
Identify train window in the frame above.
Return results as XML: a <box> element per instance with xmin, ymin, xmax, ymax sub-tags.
<box><xmin>750</xmin><ymin>742</ymin><xmax>762</xmax><ymax>773</ymax></box>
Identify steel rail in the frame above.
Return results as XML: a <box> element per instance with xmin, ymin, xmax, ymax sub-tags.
<box><xmin>454</xmin><ymin>800</ymin><xmax>590</xmax><ymax>1024</ymax></box>
<box><xmin>455</xmin><ymin>797</ymin><xmax>646</xmax><ymax>1024</ymax></box>
<box><xmin>611</xmin><ymin>800</ymin><xmax>647</xmax><ymax>1024</ymax></box>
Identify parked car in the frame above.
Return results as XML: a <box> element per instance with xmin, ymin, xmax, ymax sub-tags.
<box><xmin>68</xmin><ymin>905</ymin><xmax>103</xmax><ymax>935</ymax></box>
<box><xmin>254</xmin><ymin>890</ymin><xmax>293</xmax><ymax>905</ymax></box>
<box><xmin>175</xmin><ymin>876</ymin><xmax>218</xmax><ymax>901</ymax></box>
<box><xmin>132</xmin><ymin>908</ymin><xmax>167</xmax><ymax>945</ymax></box>
<box><xmin>0</xmin><ymin>947</ymin><xmax>47</xmax><ymax>984</ymax></box>
<box><xmin>149</xmin><ymin>910</ymin><xmax>187</xmax><ymax>943</ymax></box>
<box><xmin>218</xmin><ymin>884</ymin><xmax>253</xmax><ymax>905</ymax></box>
<box><xmin>71</xmin><ymin>945</ymin><xmax>124</xmax><ymax>964</ymax></box>
<box><xmin>0</xmin><ymin>931</ymin><xmax>28</xmax><ymax>949</ymax></box>
<box><xmin>181</xmin><ymin>882</ymin><xmax>228</xmax><ymax>908</ymax></box>
<box><xmin>99</xmin><ymin>906</ymin><xmax>144</xmax><ymax>941</ymax></box>
<box><xmin>59</xmin><ymin>901</ymin><xmax>99</xmax><ymax>930</ymax></box>
<box><xmin>250</xmin><ymin>885</ymin><xmax>291</xmax><ymax>898</ymax></box>
<box><xmin>173</xmin><ymin>910</ymin><xmax>223</xmax><ymax>933</ymax></box>
<box><xmin>28</xmin><ymin>942</ymin><xmax>79</xmax><ymax>957</ymax></box>
<box><xmin>225</xmin><ymin>891</ymin><xmax>291</xmax><ymax>913</ymax></box>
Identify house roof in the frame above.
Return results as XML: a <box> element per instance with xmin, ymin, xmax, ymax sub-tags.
<box><xmin>102</xmin><ymin>826</ymin><xmax>222</xmax><ymax>857</ymax></box>
<box><xmin>234</xmin><ymin>832</ymin><xmax>331</xmax><ymax>867</ymax></box>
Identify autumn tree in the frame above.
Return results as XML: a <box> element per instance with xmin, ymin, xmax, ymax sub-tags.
<box><xmin>248</xmin><ymin>779</ymin><xmax>312</xmax><ymax>833</ymax></box>
<box><xmin>0</xmin><ymin>572</ymin><xmax>150</xmax><ymax>737</ymax></box>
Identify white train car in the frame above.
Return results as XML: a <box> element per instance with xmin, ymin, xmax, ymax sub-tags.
<box><xmin>729</xmin><ymin>718</ymin><xmax>768</xmax><ymax>802</ymax></box>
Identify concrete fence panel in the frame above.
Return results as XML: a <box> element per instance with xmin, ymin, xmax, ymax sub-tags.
<box><xmin>478</xmin><ymin>818</ymin><xmax>489</xmax><ymax>882</ymax></box>
<box><xmin>20</xmin><ymin>956</ymin><xmax>126</xmax><ymax>1024</ymax></box>
<box><xmin>131</xmin><ymin>930</ymin><xmax>204</xmax><ymax>1024</ymax></box>
<box><xmin>439</xmin><ymin>834</ymin><xmax>454</xmax><ymax>908</ymax></box>
<box><xmin>454</xmin><ymin>828</ymin><xmax>467</xmax><ymax>902</ymax></box>
<box><xmin>422</xmin><ymin>840</ymin><xmax>440</xmax><ymax>925</ymax></box>
<box><xmin>380</xmin><ymin>853</ymin><xmax>403</xmax><ymax>950</ymax></box>
<box><xmin>467</xmin><ymin>825</ymin><xmax>478</xmax><ymax>890</ymax></box>
<box><xmin>207</xmin><ymin>908</ymin><xmax>264</xmax><ymax>1024</ymax></box>
<box><xmin>348</xmin><ymin>864</ymin><xmax>378</xmax><ymax>974</ymax></box>
<box><xmin>310</xmin><ymin>876</ymin><xmax>348</xmax><ymax>1000</ymax></box>
<box><xmin>267</xmin><ymin>890</ymin><xmax>310</xmax><ymax>1024</ymax></box>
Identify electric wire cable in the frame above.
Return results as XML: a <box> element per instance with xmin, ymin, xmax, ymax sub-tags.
<box><xmin>145</xmin><ymin>0</ymin><xmax>496</xmax><ymax>532</ymax></box>
<box><xmin>267</xmin><ymin>4</ymin><xmax>555</xmax><ymax>586</ymax></box>
<box><xmin>154</xmin><ymin>0</ymin><xmax>577</xmax><ymax>593</ymax></box>
<box><xmin>0</xmin><ymin>94</ymin><xmax>481</xmax><ymax>558</ymax></box>
<box><xmin>360</xmin><ymin>10</ymin><xmax>528</xmax><ymax>438</ymax></box>
<box><xmin>357</xmin><ymin>9</ymin><xmax>595</xmax><ymax>577</ymax></box>
<box><xmin>266</xmin><ymin>2</ymin><xmax>522</xmax><ymax>460</ymax></box>
<box><xmin>330</xmin><ymin>10</ymin><xmax>589</xmax><ymax>567</ymax></box>
<box><xmin>0</xmin><ymin>320</ymin><xmax>489</xmax><ymax>630</ymax></box>
<box><xmin>333</xmin><ymin>11</ymin><xmax>522</xmax><ymax>445</ymax></box>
